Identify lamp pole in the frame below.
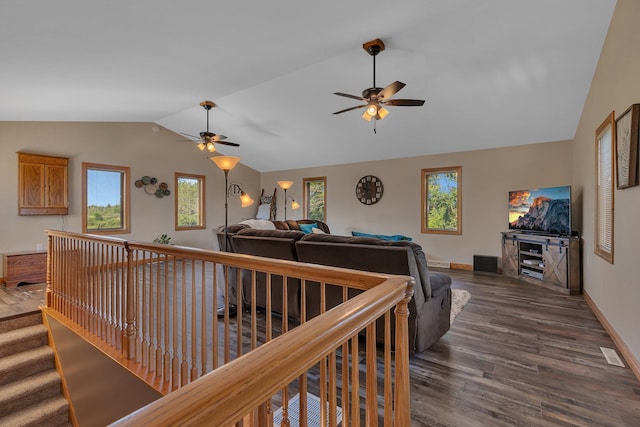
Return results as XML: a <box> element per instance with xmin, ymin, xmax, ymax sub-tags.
<box><xmin>283</xmin><ymin>188</ymin><xmax>288</xmax><ymax>221</ymax></box>
<box><xmin>223</xmin><ymin>169</ymin><xmax>229</xmax><ymax>251</ymax></box>
<box><xmin>211</xmin><ymin>156</ymin><xmax>241</xmax><ymax>252</ymax></box>
<box><xmin>277</xmin><ymin>180</ymin><xmax>294</xmax><ymax>221</ymax></box>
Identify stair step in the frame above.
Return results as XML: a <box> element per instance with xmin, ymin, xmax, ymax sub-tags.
<box><xmin>0</xmin><ymin>346</ymin><xmax>54</xmax><ymax>387</ymax></box>
<box><xmin>0</xmin><ymin>313</ymin><xmax>42</xmax><ymax>334</ymax></box>
<box><xmin>0</xmin><ymin>370</ymin><xmax>62</xmax><ymax>415</ymax></box>
<box><xmin>0</xmin><ymin>324</ymin><xmax>48</xmax><ymax>358</ymax></box>
<box><xmin>0</xmin><ymin>395</ymin><xmax>69</xmax><ymax>427</ymax></box>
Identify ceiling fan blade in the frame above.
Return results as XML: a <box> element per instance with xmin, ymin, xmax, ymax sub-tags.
<box><xmin>382</xmin><ymin>99</ymin><xmax>425</xmax><ymax>106</ymax></box>
<box><xmin>211</xmin><ymin>134</ymin><xmax>227</xmax><ymax>141</ymax></box>
<box><xmin>378</xmin><ymin>81</ymin><xmax>406</xmax><ymax>100</ymax></box>
<box><xmin>334</xmin><ymin>92</ymin><xmax>366</xmax><ymax>101</ymax></box>
<box><xmin>217</xmin><ymin>140</ymin><xmax>240</xmax><ymax>147</ymax></box>
<box><xmin>333</xmin><ymin>105</ymin><xmax>367</xmax><ymax>115</ymax></box>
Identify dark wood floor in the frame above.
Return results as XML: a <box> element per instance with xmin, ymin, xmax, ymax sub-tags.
<box><xmin>2</xmin><ymin>271</ymin><xmax>639</xmax><ymax>426</ymax></box>
<box><xmin>417</xmin><ymin>268</ymin><xmax>640</xmax><ymax>427</ymax></box>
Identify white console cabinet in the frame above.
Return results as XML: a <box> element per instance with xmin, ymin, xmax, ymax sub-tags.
<box><xmin>501</xmin><ymin>232</ymin><xmax>581</xmax><ymax>295</ymax></box>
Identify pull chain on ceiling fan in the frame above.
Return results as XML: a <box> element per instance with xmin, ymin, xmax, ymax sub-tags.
<box><xmin>333</xmin><ymin>39</ymin><xmax>425</xmax><ymax>132</ymax></box>
<box><xmin>179</xmin><ymin>101</ymin><xmax>240</xmax><ymax>153</ymax></box>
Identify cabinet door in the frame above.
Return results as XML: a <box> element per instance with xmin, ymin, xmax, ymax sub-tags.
<box><xmin>502</xmin><ymin>238</ymin><xmax>519</xmax><ymax>276</ymax></box>
<box><xmin>543</xmin><ymin>244</ymin><xmax>568</xmax><ymax>288</ymax></box>
<box><xmin>18</xmin><ymin>162</ymin><xmax>45</xmax><ymax>213</ymax></box>
<box><xmin>46</xmin><ymin>164</ymin><xmax>68</xmax><ymax>209</ymax></box>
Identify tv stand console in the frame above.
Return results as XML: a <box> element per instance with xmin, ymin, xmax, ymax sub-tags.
<box><xmin>501</xmin><ymin>232</ymin><xmax>581</xmax><ymax>295</ymax></box>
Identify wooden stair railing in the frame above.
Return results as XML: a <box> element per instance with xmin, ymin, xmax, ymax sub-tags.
<box><xmin>111</xmin><ymin>276</ymin><xmax>414</xmax><ymax>426</ymax></box>
<box><xmin>45</xmin><ymin>230</ymin><xmax>415</xmax><ymax>425</ymax></box>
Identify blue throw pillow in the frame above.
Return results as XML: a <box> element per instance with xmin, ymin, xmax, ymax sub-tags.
<box><xmin>352</xmin><ymin>231</ymin><xmax>412</xmax><ymax>241</ymax></box>
<box><xmin>299</xmin><ymin>223</ymin><xmax>318</xmax><ymax>234</ymax></box>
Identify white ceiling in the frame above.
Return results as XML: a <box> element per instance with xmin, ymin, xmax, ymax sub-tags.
<box><xmin>0</xmin><ymin>0</ymin><xmax>616</xmax><ymax>172</ymax></box>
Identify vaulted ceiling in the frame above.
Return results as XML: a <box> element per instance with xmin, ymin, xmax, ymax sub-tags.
<box><xmin>0</xmin><ymin>0</ymin><xmax>616</xmax><ymax>172</ymax></box>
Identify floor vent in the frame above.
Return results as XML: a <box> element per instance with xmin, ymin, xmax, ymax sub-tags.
<box><xmin>600</xmin><ymin>347</ymin><xmax>625</xmax><ymax>367</ymax></box>
<box><xmin>273</xmin><ymin>392</ymin><xmax>342</xmax><ymax>427</ymax></box>
<box><xmin>428</xmin><ymin>260</ymin><xmax>451</xmax><ymax>268</ymax></box>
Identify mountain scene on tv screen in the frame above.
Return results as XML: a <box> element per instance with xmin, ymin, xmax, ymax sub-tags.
<box><xmin>509</xmin><ymin>188</ymin><xmax>570</xmax><ymax>235</ymax></box>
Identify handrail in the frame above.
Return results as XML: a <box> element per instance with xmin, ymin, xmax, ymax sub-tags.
<box><xmin>111</xmin><ymin>276</ymin><xmax>414</xmax><ymax>426</ymax></box>
<box><xmin>46</xmin><ymin>230</ymin><xmax>416</xmax><ymax>425</ymax></box>
<box><xmin>126</xmin><ymin>240</ymin><xmax>391</xmax><ymax>291</ymax></box>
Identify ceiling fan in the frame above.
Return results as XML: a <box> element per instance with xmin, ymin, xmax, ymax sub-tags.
<box><xmin>333</xmin><ymin>39</ymin><xmax>425</xmax><ymax>128</ymax></box>
<box><xmin>180</xmin><ymin>101</ymin><xmax>239</xmax><ymax>153</ymax></box>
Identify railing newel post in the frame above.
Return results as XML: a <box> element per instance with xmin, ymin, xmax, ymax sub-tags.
<box><xmin>123</xmin><ymin>241</ymin><xmax>136</xmax><ymax>360</ymax></box>
<box><xmin>393</xmin><ymin>278</ymin><xmax>414</xmax><ymax>426</ymax></box>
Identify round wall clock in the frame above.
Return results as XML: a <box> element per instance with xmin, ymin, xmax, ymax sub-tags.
<box><xmin>356</xmin><ymin>175</ymin><xmax>384</xmax><ymax>205</ymax></box>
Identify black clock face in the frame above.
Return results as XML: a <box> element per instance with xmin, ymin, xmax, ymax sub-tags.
<box><xmin>356</xmin><ymin>175</ymin><xmax>383</xmax><ymax>205</ymax></box>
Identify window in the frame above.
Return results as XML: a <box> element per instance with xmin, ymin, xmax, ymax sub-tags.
<box><xmin>303</xmin><ymin>176</ymin><xmax>326</xmax><ymax>222</ymax></box>
<box><xmin>595</xmin><ymin>112</ymin><xmax>615</xmax><ymax>263</ymax></box>
<box><xmin>421</xmin><ymin>166</ymin><xmax>461</xmax><ymax>234</ymax></box>
<box><xmin>82</xmin><ymin>162</ymin><xmax>130</xmax><ymax>234</ymax></box>
<box><xmin>175</xmin><ymin>173</ymin><xmax>206</xmax><ymax>230</ymax></box>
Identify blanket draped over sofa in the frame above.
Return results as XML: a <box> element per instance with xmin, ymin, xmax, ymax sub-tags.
<box><xmin>215</xmin><ymin>222</ymin><xmax>451</xmax><ymax>354</ymax></box>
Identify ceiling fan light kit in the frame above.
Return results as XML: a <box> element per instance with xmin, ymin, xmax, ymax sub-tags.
<box><xmin>180</xmin><ymin>100</ymin><xmax>240</xmax><ymax>153</ymax></box>
<box><xmin>333</xmin><ymin>38</ymin><xmax>425</xmax><ymax>130</ymax></box>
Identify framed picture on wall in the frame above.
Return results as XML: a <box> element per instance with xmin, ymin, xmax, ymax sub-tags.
<box><xmin>615</xmin><ymin>104</ymin><xmax>639</xmax><ymax>189</ymax></box>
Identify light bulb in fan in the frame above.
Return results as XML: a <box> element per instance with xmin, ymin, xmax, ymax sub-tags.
<box><xmin>207</xmin><ymin>142</ymin><xmax>216</xmax><ymax>153</ymax></box>
<box><xmin>367</xmin><ymin>104</ymin><xmax>378</xmax><ymax>116</ymax></box>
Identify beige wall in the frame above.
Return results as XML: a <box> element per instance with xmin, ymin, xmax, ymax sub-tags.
<box><xmin>262</xmin><ymin>139</ymin><xmax>574</xmax><ymax>266</ymax></box>
<box><xmin>0</xmin><ymin>121</ymin><xmax>260</xmax><ymax>277</ymax></box>
<box><xmin>573</xmin><ymin>0</ymin><xmax>640</xmax><ymax>361</ymax></box>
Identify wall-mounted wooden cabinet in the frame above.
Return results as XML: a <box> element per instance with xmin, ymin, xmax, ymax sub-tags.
<box><xmin>18</xmin><ymin>152</ymin><xmax>69</xmax><ymax>215</ymax></box>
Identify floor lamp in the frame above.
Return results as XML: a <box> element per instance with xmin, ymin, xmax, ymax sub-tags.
<box><xmin>212</xmin><ymin>156</ymin><xmax>241</xmax><ymax>251</ymax></box>
<box><xmin>277</xmin><ymin>180</ymin><xmax>294</xmax><ymax>220</ymax></box>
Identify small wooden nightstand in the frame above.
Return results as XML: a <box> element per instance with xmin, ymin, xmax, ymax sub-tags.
<box><xmin>2</xmin><ymin>251</ymin><xmax>47</xmax><ymax>288</ymax></box>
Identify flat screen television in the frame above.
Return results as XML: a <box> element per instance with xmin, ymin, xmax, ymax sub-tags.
<box><xmin>508</xmin><ymin>185</ymin><xmax>571</xmax><ymax>235</ymax></box>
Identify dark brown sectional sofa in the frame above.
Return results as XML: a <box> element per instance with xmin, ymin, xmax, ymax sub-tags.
<box><xmin>216</xmin><ymin>222</ymin><xmax>452</xmax><ymax>354</ymax></box>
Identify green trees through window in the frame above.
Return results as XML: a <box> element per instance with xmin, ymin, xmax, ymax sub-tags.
<box><xmin>303</xmin><ymin>177</ymin><xmax>326</xmax><ymax>222</ymax></box>
<box><xmin>421</xmin><ymin>166</ymin><xmax>461</xmax><ymax>234</ymax></box>
<box><xmin>175</xmin><ymin>173</ymin><xmax>205</xmax><ymax>230</ymax></box>
<box><xmin>82</xmin><ymin>163</ymin><xmax>130</xmax><ymax>234</ymax></box>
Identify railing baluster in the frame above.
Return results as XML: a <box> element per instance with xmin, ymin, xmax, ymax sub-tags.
<box><xmin>171</xmin><ymin>255</ymin><xmax>179</xmax><ymax>389</ymax></box>
<box><xmin>190</xmin><ymin>259</ymin><xmax>198</xmax><ymax>381</ymax></box>
<box><xmin>180</xmin><ymin>258</ymin><xmax>188</xmax><ymax>387</ymax></box>
<box><xmin>384</xmin><ymin>310</ymin><xmax>392</xmax><ymax>426</ymax></box>
<box><xmin>365</xmin><ymin>323</ymin><xmax>378</xmax><ymax>427</ymax></box>
<box><xmin>351</xmin><ymin>335</ymin><xmax>360</xmax><ymax>427</ymax></box>
<box><xmin>45</xmin><ymin>230</ymin><xmax>414</xmax><ymax>422</ymax></box>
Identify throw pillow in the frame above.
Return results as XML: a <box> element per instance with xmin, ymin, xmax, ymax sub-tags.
<box><xmin>311</xmin><ymin>227</ymin><xmax>326</xmax><ymax>234</ymax></box>
<box><xmin>299</xmin><ymin>223</ymin><xmax>318</xmax><ymax>234</ymax></box>
<box><xmin>351</xmin><ymin>231</ymin><xmax>412</xmax><ymax>241</ymax></box>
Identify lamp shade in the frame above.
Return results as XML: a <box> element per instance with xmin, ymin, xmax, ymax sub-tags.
<box><xmin>240</xmin><ymin>191</ymin><xmax>254</xmax><ymax>208</ymax></box>
<box><xmin>211</xmin><ymin>156</ymin><xmax>241</xmax><ymax>171</ymax></box>
<box><xmin>291</xmin><ymin>199</ymin><xmax>300</xmax><ymax>210</ymax></box>
<box><xmin>197</xmin><ymin>142</ymin><xmax>206</xmax><ymax>151</ymax></box>
<box><xmin>277</xmin><ymin>180</ymin><xmax>294</xmax><ymax>190</ymax></box>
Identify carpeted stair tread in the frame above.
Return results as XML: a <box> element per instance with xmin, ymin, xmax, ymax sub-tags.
<box><xmin>0</xmin><ymin>370</ymin><xmax>62</xmax><ymax>415</ymax></box>
<box><xmin>0</xmin><ymin>346</ymin><xmax>54</xmax><ymax>387</ymax></box>
<box><xmin>0</xmin><ymin>313</ymin><xmax>42</xmax><ymax>334</ymax></box>
<box><xmin>0</xmin><ymin>395</ymin><xmax>69</xmax><ymax>427</ymax></box>
<box><xmin>0</xmin><ymin>324</ymin><xmax>48</xmax><ymax>358</ymax></box>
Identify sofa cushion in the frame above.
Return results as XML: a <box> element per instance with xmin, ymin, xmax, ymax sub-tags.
<box><xmin>299</xmin><ymin>233</ymin><xmax>433</xmax><ymax>295</ymax></box>
<box><xmin>352</xmin><ymin>231</ymin><xmax>412</xmax><ymax>241</ymax></box>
